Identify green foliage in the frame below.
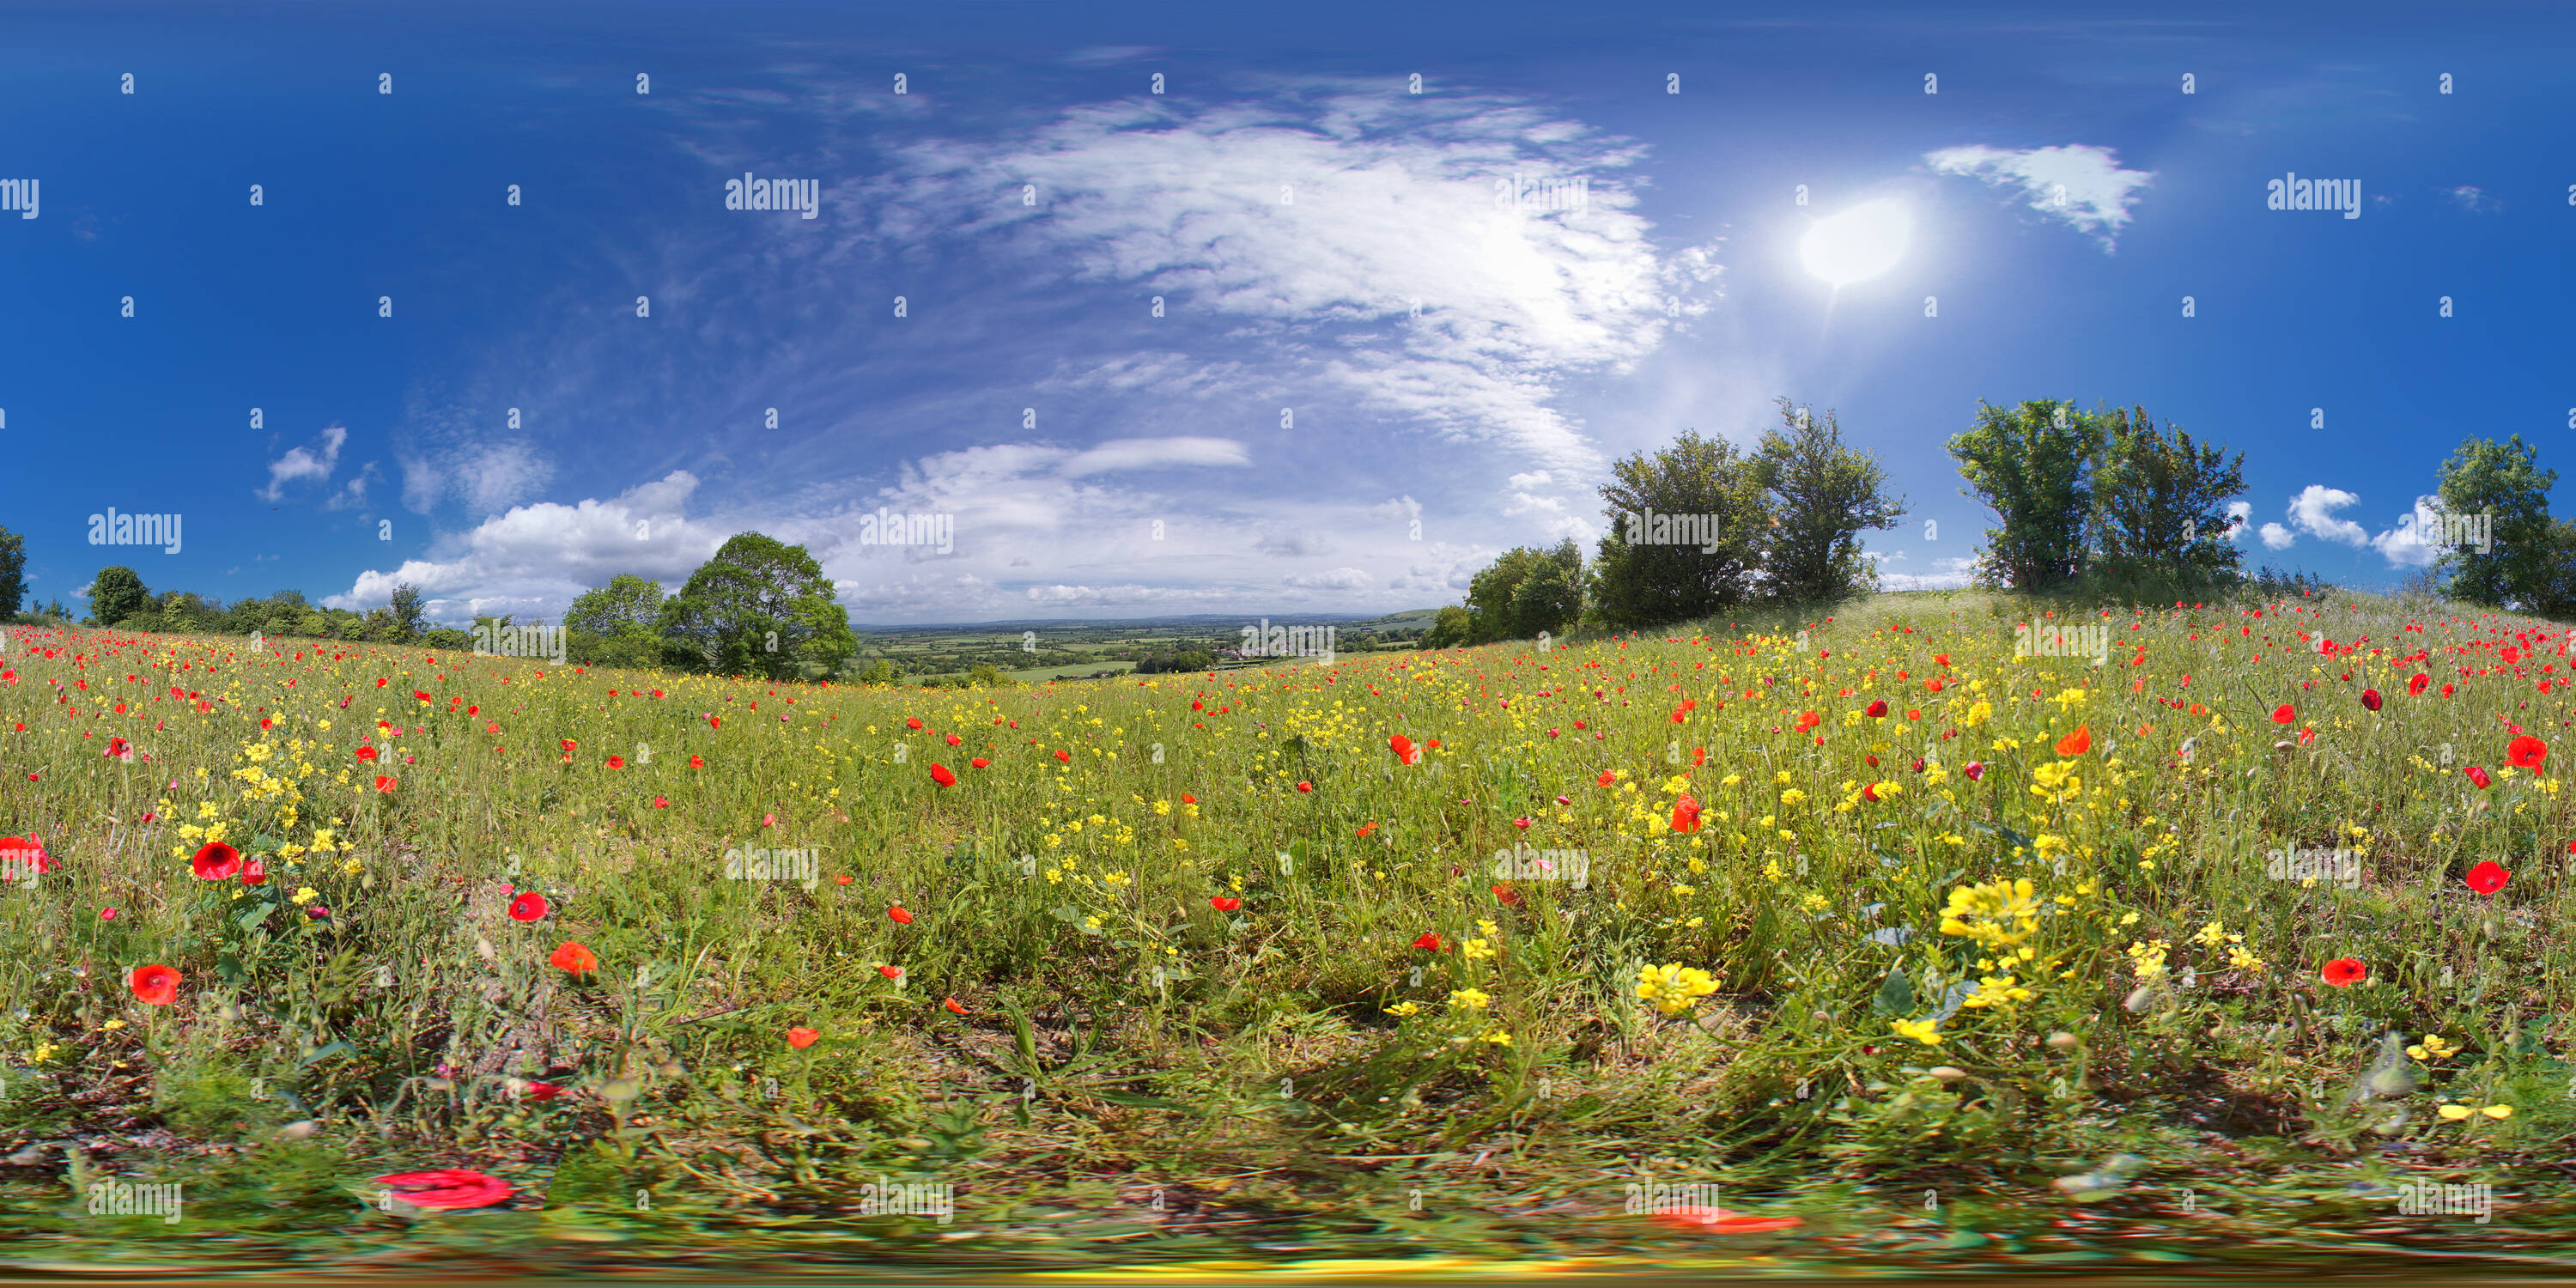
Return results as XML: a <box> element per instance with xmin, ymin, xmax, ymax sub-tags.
<box><xmin>1948</xmin><ymin>398</ymin><xmax>2100</xmax><ymax>591</ymax></box>
<box><xmin>90</xmin><ymin>565</ymin><xmax>150</xmax><ymax>625</ymax></box>
<box><xmin>0</xmin><ymin>524</ymin><xmax>24</xmax><ymax>618</ymax></box>
<box><xmin>386</xmin><ymin>583</ymin><xmax>427</xmax><ymax>641</ymax></box>
<box><xmin>1587</xmin><ymin>430</ymin><xmax>1769</xmax><ymax>629</ymax></box>
<box><xmin>1417</xmin><ymin>605</ymin><xmax>1473</xmax><ymax>650</ymax></box>
<box><xmin>661</xmin><ymin>533</ymin><xmax>857</xmax><ymax>679</ymax></box>
<box><xmin>2087</xmin><ymin>406</ymin><xmax>2247</xmax><ymax>588</ymax></box>
<box><xmin>422</xmin><ymin>627</ymin><xmax>473</xmax><ymax>651</ymax></box>
<box><xmin>851</xmin><ymin>656</ymin><xmax>902</xmax><ymax>685</ymax></box>
<box><xmin>1754</xmin><ymin>398</ymin><xmax>1905</xmax><ymax>605</ymax></box>
<box><xmin>1466</xmin><ymin>539</ymin><xmax>1583</xmax><ymax>642</ymax></box>
<box><xmin>2434</xmin><ymin>434</ymin><xmax>2559</xmax><ymax>611</ymax></box>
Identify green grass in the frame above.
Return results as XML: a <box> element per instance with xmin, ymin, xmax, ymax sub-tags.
<box><xmin>1</xmin><ymin>586</ymin><xmax>2570</xmax><ymax>1274</ymax></box>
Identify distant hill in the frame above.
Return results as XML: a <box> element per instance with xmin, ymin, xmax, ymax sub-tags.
<box><xmin>853</xmin><ymin>610</ymin><xmax>1445</xmax><ymax>634</ymax></box>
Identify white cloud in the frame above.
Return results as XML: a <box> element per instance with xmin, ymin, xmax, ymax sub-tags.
<box><xmin>323</xmin><ymin>471</ymin><xmax>714</xmax><ymax>620</ymax></box>
<box><xmin>1058</xmin><ymin>436</ymin><xmax>1251</xmax><ymax>477</ymax></box>
<box><xmin>1284</xmin><ymin>567</ymin><xmax>1372</xmax><ymax>590</ymax></box>
<box><xmin>1925</xmin><ymin>143</ymin><xmax>2154</xmax><ymax>248</ymax></box>
<box><xmin>2445</xmin><ymin>185</ymin><xmax>2498</xmax><ymax>213</ymax></box>
<box><xmin>2224</xmin><ymin>500</ymin><xmax>2251</xmax><ymax>540</ymax></box>
<box><xmin>1880</xmin><ymin>556</ymin><xmax>1977</xmax><ymax>592</ymax></box>
<box><xmin>400</xmin><ymin>440</ymin><xmax>558</xmax><ymax>517</ymax></box>
<box><xmin>2368</xmin><ymin>495</ymin><xmax>2449</xmax><ymax>568</ymax></box>
<box><xmin>258</xmin><ymin>424</ymin><xmax>350</xmax><ymax>502</ymax></box>
<box><xmin>884</xmin><ymin>90</ymin><xmax>1721</xmax><ymax>474</ymax></box>
<box><xmin>2285</xmin><ymin>484</ymin><xmax>2368</xmax><ymax>546</ymax></box>
<box><xmin>2258</xmin><ymin>522</ymin><xmax>2295</xmax><ymax>550</ymax></box>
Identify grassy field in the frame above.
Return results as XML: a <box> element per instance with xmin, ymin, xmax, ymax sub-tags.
<box><xmin>0</xmin><ymin>586</ymin><xmax>2571</xmax><ymax>1275</ymax></box>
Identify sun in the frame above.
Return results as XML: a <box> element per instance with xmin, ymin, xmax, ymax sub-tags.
<box><xmin>1800</xmin><ymin>199</ymin><xmax>1912</xmax><ymax>287</ymax></box>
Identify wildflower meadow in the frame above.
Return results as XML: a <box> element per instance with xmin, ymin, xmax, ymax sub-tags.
<box><xmin>1</xmin><ymin>586</ymin><xmax>2569</xmax><ymax>1270</ymax></box>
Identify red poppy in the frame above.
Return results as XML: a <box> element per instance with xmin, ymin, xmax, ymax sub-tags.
<box><xmin>355</xmin><ymin>745</ymin><xmax>379</xmax><ymax>762</ymax></box>
<box><xmin>1389</xmin><ymin>733</ymin><xmax>1417</xmax><ymax>763</ymax></box>
<box><xmin>1413</xmin><ymin>933</ymin><xmax>1444</xmax><ymax>951</ymax></box>
<box><xmin>884</xmin><ymin>907</ymin><xmax>914</xmax><ymax>927</ymax></box>
<box><xmin>374</xmin><ymin>775</ymin><xmax>397</xmax><ymax>793</ymax></box>
<box><xmin>374</xmin><ymin>1170</ymin><xmax>515</xmax><ymax>1211</ymax></box>
<box><xmin>1934</xmin><ymin>653</ymin><xmax>1950</xmax><ymax>667</ymax></box>
<box><xmin>507</xmin><ymin>890</ymin><xmax>549</xmax><ymax>921</ymax></box>
<box><xmin>1054</xmin><ymin>749</ymin><xmax>1072</xmax><ymax>763</ymax></box>
<box><xmin>687</xmin><ymin>755</ymin><xmax>703</xmax><ymax>769</ymax></box>
<box><xmin>526</xmin><ymin>1081</ymin><xmax>562</xmax><ymax>1101</ymax></box>
<box><xmin>606</xmin><ymin>756</ymin><xmax>625</xmax><ymax>769</ymax></box>
<box><xmin>1671</xmin><ymin>793</ymin><xmax>1702</xmax><ymax>834</ymax></box>
<box><xmin>1211</xmin><ymin>896</ymin><xmax>1242</xmax><ymax>912</ymax></box>
<box><xmin>944</xmin><ymin>997</ymin><xmax>968</xmax><ymax>1015</ymax></box>
<box><xmin>1181</xmin><ymin>793</ymin><xmax>1197</xmax><ymax>805</ymax></box>
<box><xmin>241</xmin><ymin>856</ymin><xmax>266</xmax><ymax>885</ymax></box>
<box><xmin>2055</xmin><ymin>725</ymin><xmax>2092</xmax><ymax>756</ymax></box>
<box><xmin>2464</xmin><ymin>861</ymin><xmax>2510</xmax><ymax>894</ymax></box>
<box><xmin>708</xmin><ymin>715</ymin><xmax>721</xmax><ymax>730</ymax></box>
<box><xmin>2360</xmin><ymin>689</ymin><xmax>2381</xmax><ymax>711</ymax></box>
<box><xmin>787</xmin><ymin>1026</ymin><xmax>820</xmax><ymax>1049</ymax></box>
<box><xmin>1</xmin><ymin>836</ymin><xmax>56</xmax><ymax>875</ymax></box>
<box><xmin>929</xmin><ymin>763</ymin><xmax>957</xmax><ymax>787</ymax></box>
<box><xmin>2508</xmin><ymin>735</ymin><xmax>2548</xmax><ymax>769</ymax></box>
<box><xmin>2271</xmin><ymin>704</ymin><xmax>2294</xmax><ymax>724</ymax></box>
<box><xmin>129</xmin><ymin>963</ymin><xmax>181</xmax><ymax>1005</ymax></box>
<box><xmin>1864</xmin><ymin>699</ymin><xmax>1887</xmax><ymax>719</ymax></box>
<box><xmin>561</xmin><ymin>739</ymin><xmax>577</xmax><ymax>752</ymax></box>
<box><xmin>1647</xmin><ymin>1206</ymin><xmax>1804</xmax><ymax>1234</ymax></box>
<box><xmin>191</xmin><ymin>841</ymin><xmax>243</xmax><ymax>880</ymax></box>
<box><xmin>550</xmin><ymin>941</ymin><xmax>599</xmax><ymax>974</ymax></box>
<box><xmin>2464</xmin><ymin>766</ymin><xmax>2492</xmax><ymax>789</ymax></box>
<box><xmin>652</xmin><ymin>796</ymin><xmax>669</xmax><ymax>808</ymax></box>
<box><xmin>2408</xmin><ymin>672</ymin><xmax>2430</xmax><ymax>696</ymax></box>
<box><xmin>906</xmin><ymin>718</ymin><xmax>924</xmax><ymax>730</ymax></box>
<box><xmin>1493</xmin><ymin>884</ymin><xmax>1524</xmax><ymax>907</ymax></box>
<box><xmin>1296</xmin><ymin>781</ymin><xmax>1314</xmax><ymax>793</ymax></box>
<box><xmin>2320</xmin><ymin>957</ymin><xmax>2367</xmax><ymax>987</ymax></box>
<box><xmin>1963</xmin><ymin>761</ymin><xmax>1985</xmax><ymax>781</ymax></box>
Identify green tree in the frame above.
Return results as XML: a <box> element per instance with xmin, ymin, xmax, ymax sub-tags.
<box><xmin>661</xmin><ymin>533</ymin><xmax>857</xmax><ymax>679</ymax></box>
<box><xmin>852</xmin><ymin>657</ymin><xmax>901</xmax><ymax>685</ymax></box>
<box><xmin>2434</xmin><ymin>435</ymin><xmax>2559</xmax><ymax>610</ymax></box>
<box><xmin>2086</xmin><ymin>406</ymin><xmax>2247</xmax><ymax>586</ymax></box>
<box><xmin>386</xmin><ymin>583</ymin><xmax>428</xmax><ymax>641</ymax></box>
<box><xmin>0</xmin><ymin>525</ymin><xmax>24</xmax><ymax>618</ymax></box>
<box><xmin>90</xmin><ymin>566</ymin><xmax>150</xmax><ymax>626</ymax></box>
<box><xmin>2532</xmin><ymin>519</ymin><xmax>2576</xmax><ymax>620</ymax></box>
<box><xmin>565</xmin><ymin>575</ymin><xmax>671</xmax><ymax>669</ymax></box>
<box><xmin>1754</xmin><ymin>399</ymin><xmax>1905</xmax><ymax>604</ymax></box>
<box><xmin>1948</xmin><ymin>398</ymin><xmax>2101</xmax><ymax>591</ymax></box>
<box><xmin>1417</xmin><ymin>605</ymin><xmax>1473</xmax><ymax>650</ymax></box>
<box><xmin>1587</xmin><ymin>430</ymin><xmax>1771</xmax><ymax>629</ymax></box>
<box><xmin>1467</xmin><ymin>540</ymin><xmax>1583</xmax><ymax>642</ymax></box>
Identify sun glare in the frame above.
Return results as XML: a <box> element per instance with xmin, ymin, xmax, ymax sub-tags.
<box><xmin>1800</xmin><ymin>199</ymin><xmax>1912</xmax><ymax>287</ymax></box>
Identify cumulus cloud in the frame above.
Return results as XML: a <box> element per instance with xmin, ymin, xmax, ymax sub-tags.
<box><xmin>258</xmin><ymin>424</ymin><xmax>352</xmax><ymax>502</ymax></box>
<box><xmin>2368</xmin><ymin>496</ymin><xmax>2452</xmax><ymax>568</ymax></box>
<box><xmin>2223</xmin><ymin>501</ymin><xmax>2251</xmax><ymax>540</ymax></box>
<box><xmin>324</xmin><ymin>471</ymin><xmax>714</xmax><ymax>620</ymax></box>
<box><xmin>1924</xmin><ymin>143</ymin><xmax>2154</xmax><ymax>248</ymax></box>
<box><xmin>1879</xmin><ymin>555</ymin><xmax>1978</xmax><ymax>592</ymax></box>
<box><xmin>2258</xmin><ymin>523</ymin><xmax>2295</xmax><ymax>550</ymax></box>
<box><xmin>2285</xmin><ymin>484</ymin><xmax>2369</xmax><ymax>546</ymax></box>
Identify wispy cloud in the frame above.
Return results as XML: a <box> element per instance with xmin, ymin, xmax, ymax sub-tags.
<box><xmin>1925</xmin><ymin>143</ymin><xmax>2154</xmax><ymax>248</ymax></box>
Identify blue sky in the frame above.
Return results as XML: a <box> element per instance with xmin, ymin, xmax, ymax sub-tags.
<box><xmin>3</xmin><ymin>0</ymin><xmax>2569</xmax><ymax>624</ymax></box>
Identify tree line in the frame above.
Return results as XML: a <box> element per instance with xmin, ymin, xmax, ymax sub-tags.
<box><xmin>1422</xmin><ymin>397</ymin><xmax>2573</xmax><ymax>646</ymax></box>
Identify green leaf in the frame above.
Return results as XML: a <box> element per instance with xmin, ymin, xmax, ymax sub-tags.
<box><xmin>234</xmin><ymin>904</ymin><xmax>275</xmax><ymax>932</ymax></box>
<box><xmin>1870</xmin><ymin>971</ymin><xmax>1917</xmax><ymax>1017</ymax></box>
<box><xmin>299</xmin><ymin>1041</ymin><xmax>355</xmax><ymax>1067</ymax></box>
